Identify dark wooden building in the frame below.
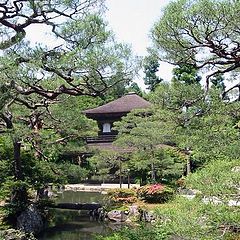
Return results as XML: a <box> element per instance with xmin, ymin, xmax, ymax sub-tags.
<box><xmin>83</xmin><ymin>92</ymin><xmax>151</xmax><ymax>149</ymax></box>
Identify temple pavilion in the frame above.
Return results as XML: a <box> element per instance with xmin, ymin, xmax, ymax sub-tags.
<box><xmin>83</xmin><ymin>92</ymin><xmax>151</xmax><ymax>151</ymax></box>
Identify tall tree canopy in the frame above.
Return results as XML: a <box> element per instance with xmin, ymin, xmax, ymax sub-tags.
<box><xmin>0</xmin><ymin>0</ymin><xmax>137</xmax><ymax>171</ymax></box>
<box><xmin>0</xmin><ymin>0</ymin><xmax>138</xmax><ymax>220</ymax></box>
<box><xmin>0</xmin><ymin>0</ymin><xmax>102</xmax><ymax>49</ymax></box>
<box><xmin>0</xmin><ymin>0</ymin><xmax>138</xmax><ymax>137</ymax></box>
<box><xmin>152</xmin><ymin>0</ymin><xmax>240</xmax><ymax>94</ymax></box>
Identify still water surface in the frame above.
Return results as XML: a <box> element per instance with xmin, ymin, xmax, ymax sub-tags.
<box><xmin>38</xmin><ymin>191</ymin><xmax>111</xmax><ymax>240</ymax></box>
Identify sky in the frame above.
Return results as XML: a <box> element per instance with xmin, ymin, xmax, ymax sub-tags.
<box><xmin>105</xmin><ymin>0</ymin><xmax>173</xmax><ymax>88</ymax></box>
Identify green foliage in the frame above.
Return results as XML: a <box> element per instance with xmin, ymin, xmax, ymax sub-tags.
<box><xmin>151</xmin><ymin>0</ymin><xmax>240</xmax><ymax>87</ymax></box>
<box><xmin>172</xmin><ymin>64</ymin><xmax>201</xmax><ymax>85</ymax></box>
<box><xmin>0</xmin><ymin>85</ymin><xmax>11</xmax><ymax>111</ymax></box>
<box><xmin>0</xmin><ymin>0</ymin><xmax>139</xmax><ymax>226</ymax></box>
<box><xmin>59</xmin><ymin>163</ymin><xmax>89</xmax><ymax>184</ymax></box>
<box><xmin>40</xmin><ymin>95</ymin><xmax>100</xmax><ymax>160</ymax></box>
<box><xmin>0</xmin><ymin>136</ymin><xmax>62</xmax><ymax>188</ymax></box>
<box><xmin>0</xmin><ymin>179</ymin><xmax>29</xmax><ymax>222</ymax></box>
<box><xmin>155</xmin><ymin>197</ymin><xmax>240</xmax><ymax>240</ymax></box>
<box><xmin>115</xmin><ymin>81</ymin><xmax>240</xmax><ymax>189</ymax></box>
<box><xmin>89</xmin><ymin>150</ymin><xmax>126</xmax><ymax>181</ymax></box>
<box><xmin>97</xmin><ymin>224</ymin><xmax>170</xmax><ymax>240</ymax></box>
<box><xmin>150</xmin><ymin>82</ymin><xmax>240</xmax><ymax>167</ymax></box>
<box><xmin>123</xmin><ymin>148</ymin><xmax>185</xmax><ymax>185</ymax></box>
<box><xmin>137</xmin><ymin>184</ymin><xmax>174</xmax><ymax>203</ymax></box>
<box><xmin>154</xmin><ymin>148</ymin><xmax>186</xmax><ymax>184</ymax></box>
<box><xmin>186</xmin><ymin>158</ymin><xmax>240</xmax><ymax>201</ymax></box>
<box><xmin>0</xmin><ymin>229</ymin><xmax>37</xmax><ymax>240</ymax></box>
<box><xmin>179</xmin><ymin>91</ymin><xmax>240</xmax><ymax>163</ymax></box>
<box><xmin>126</xmin><ymin>82</ymin><xmax>143</xmax><ymax>96</ymax></box>
<box><xmin>211</xmin><ymin>74</ymin><xmax>226</xmax><ymax>91</ymax></box>
<box><xmin>114</xmin><ymin>101</ymin><xmax>186</xmax><ymax>184</ymax></box>
<box><xmin>0</xmin><ymin>137</ymin><xmax>13</xmax><ymax>181</ymax></box>
<box><xmin>149</xmin><ymin>81</ymin><xmax>205</xmax><ymax>110</ymax></box>
<box><xmin>99</xmin><ymin>195</ymin><xmax>240</xmax><ymax>240</ymax></box>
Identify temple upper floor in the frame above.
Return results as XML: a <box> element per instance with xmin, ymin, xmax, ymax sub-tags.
<box><xmin>83</xmin><ymin>92</ymin><xmax>151</xmax><ymax>142</ymax></box>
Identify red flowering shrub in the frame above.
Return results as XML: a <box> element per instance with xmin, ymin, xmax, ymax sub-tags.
<box><xmin>107</xmin><ymin>188</ymin><xmax>137</xmax><ymax>204</ymax></box>
<box><xmin>137</xmin><ymin>184</ymin><xmax>174</xmax><ymax>203</ymax></box>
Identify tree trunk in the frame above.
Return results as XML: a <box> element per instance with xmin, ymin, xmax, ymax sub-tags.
<box><xmin>186</xmin><ymin>158</ymin><xmax>191</xmax><ymax>175</ymax></box>
<box><xmin>151</xmin><ymin>162</ymin><xmax>156</xmax><ymax>183</ymax></box>
<box><xmin>10</xmin><ymin>138</ymin><xmax>28</xmax><ymax>209</ymax></box>
<box><xmin>119</xmin><ymin>160</ymin><xmax>122</xmax><ymax>188</ymax></box>
<box><xmin>13</xmin><ymin>139</ymin><xmax>23</xmax><ymax>180</ymax></box>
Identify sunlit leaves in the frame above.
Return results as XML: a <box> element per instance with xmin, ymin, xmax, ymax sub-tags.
<box><xmin>187</xmin><ymin>158</ymin><xmax>240</xmax><ymax>200</ymax></box>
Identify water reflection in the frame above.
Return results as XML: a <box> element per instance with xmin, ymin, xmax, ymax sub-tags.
<box><xmin>38</xmin><ymin>191</ymin><xmax>108</xmax><ymax>240</ymax></box>
<box><xmin>55</xmin><ymin>191</ymin><xmax>105</xmax><ymax>204</ymax></box>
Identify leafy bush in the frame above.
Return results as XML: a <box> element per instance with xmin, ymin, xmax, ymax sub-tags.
<box><xmin>106</xmin><ymin>188</ymin><xmax>137</xmax><ymax>204</ymax></box>
<box><xmin>97</xmin><ymin>224</ymin><xmax>170</xmax><ymax>240</ymax></box>
<box><xmin>176</xmin><ymin>177</ymin><xmax>186</xmax><ymax>187</ymax></box>
<box><xmin>137</xmin><ymin>184</ymin><xmax>174</xmax><ymax>203</ymax></box>
<box><xmin>186</xmin><ymin>158</ymin><xmax>240</xmax><ymax>201</ymax></box>
<box><xmin>155</xmin><ymin>197</ymin><xmax>240</xmax><ymax>240</ymax></box>
<box><xmin>59</xmin><ymin>163</ymin><xmax>90</xmax><ymax>184</ymax></box>
<box><xmin>0</xmin><ymin>179</ymin><xmax>30</xmax><ymax>224</ymax></box>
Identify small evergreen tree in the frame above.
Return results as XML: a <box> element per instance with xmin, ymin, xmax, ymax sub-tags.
<box><xmin>143</xmin><ymin>54</ymin><xmax>163</xmax><ymax>91</ymax></box>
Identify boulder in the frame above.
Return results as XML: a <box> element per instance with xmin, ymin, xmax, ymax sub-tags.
<box><xmin>107</xmin><ymin>210</ymin><xmax>128</xmax><ymax>222</ymax></box>
<box><xmin>89</xmin><ymin>207</ymin><xmax>107</xmax><ymax>221</ymax></box>
<box><xmin>128</xmin><ymin>205</ymin><xmax>141</xmax><ymax>221</ymax></box>
<box><xmin>128</xmin><ymin>205</ymin><xmax>139</xmax><ymax>216</ymax></box>
<box><xmin>17</xmin><ymin>204</ymin><xmax>44</xmax><ymax>234</ymax></box>
<box><xmin>232</xmin><ymin>166</ymin><xmax>240</xmax><ymax>172</ymax></box>
<box><xmin>140</xmin><ymin>210</ymin><xmax>156</xmax><ymax>222</ymax></box>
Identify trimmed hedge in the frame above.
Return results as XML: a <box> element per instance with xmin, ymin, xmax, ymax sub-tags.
<box><xmin>137</xmin><ymin>184</ymin><xmax>174</xmax><ymax>203</ymax></box>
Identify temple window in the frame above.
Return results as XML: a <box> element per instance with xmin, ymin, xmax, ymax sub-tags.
<box><xmin>102</xmin><ymin>122</ymin><xmax>111</xmax><ymax>133</ymax></box>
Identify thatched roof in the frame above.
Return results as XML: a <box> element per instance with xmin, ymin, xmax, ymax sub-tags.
<box><xmin>84</xmin><ymin>93</ymin><xmax>151</xmax><ymax>117</ymax></box>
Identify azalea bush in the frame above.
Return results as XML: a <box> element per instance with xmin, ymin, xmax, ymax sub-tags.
<box><xmin>106</xmin><ymin>188</ymin><xmax>137</xmax><ymax>204</ymax></box>
<box><xmin>137</xmin><ymin>184</ymin><xmax>174</xmax><ymax>203</ymax></box>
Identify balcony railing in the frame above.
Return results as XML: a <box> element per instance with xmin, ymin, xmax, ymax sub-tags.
<box><xmin>86</xmin><ymin>134</ymin><xmax>117</xmax><ymax>143</ymax></box>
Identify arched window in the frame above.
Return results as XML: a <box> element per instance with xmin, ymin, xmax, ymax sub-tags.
<box><xmin>102</xmin><ymin>123</ymin><xmax>111</xmax><ymax>133</ymax></box>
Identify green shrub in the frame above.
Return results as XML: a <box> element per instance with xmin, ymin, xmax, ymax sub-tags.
<box><xmin>155</xmin><ymin>197</ymin><xmax>240</xmax><ymax>240</ymax></box>
<box><xmin>137</xmin><ymin>184</ymin><xmax>174</xmax><ymax>203</ymax></box>
<box><xmin>186</xmin><ymin>158</ymin><xmax>240</xmax><ymax>201</ymax></box>
<box><xmin>106</xmin><ymin>188</ymin><xmax>137</xmax><ymax>204</ymax></box>
<box><xmin>97</xmin><ymin>224</ymin><xmax>170</xmax><ymax>240</ymax></box>
<box><xmin>0</xmin><ymin>179</ymin><xmax>30</xmax><ymax>224</ymax></box>
<box><xmin>59</xmin><ymin>163</ymin><xmax>90</xmax><ymax>184</ymax></box>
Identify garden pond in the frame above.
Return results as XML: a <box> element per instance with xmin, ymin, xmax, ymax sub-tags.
<box><xmin>38</xmin><ymin>190</ymin><xmax>123</xmax><ymax>240</ymax></box>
